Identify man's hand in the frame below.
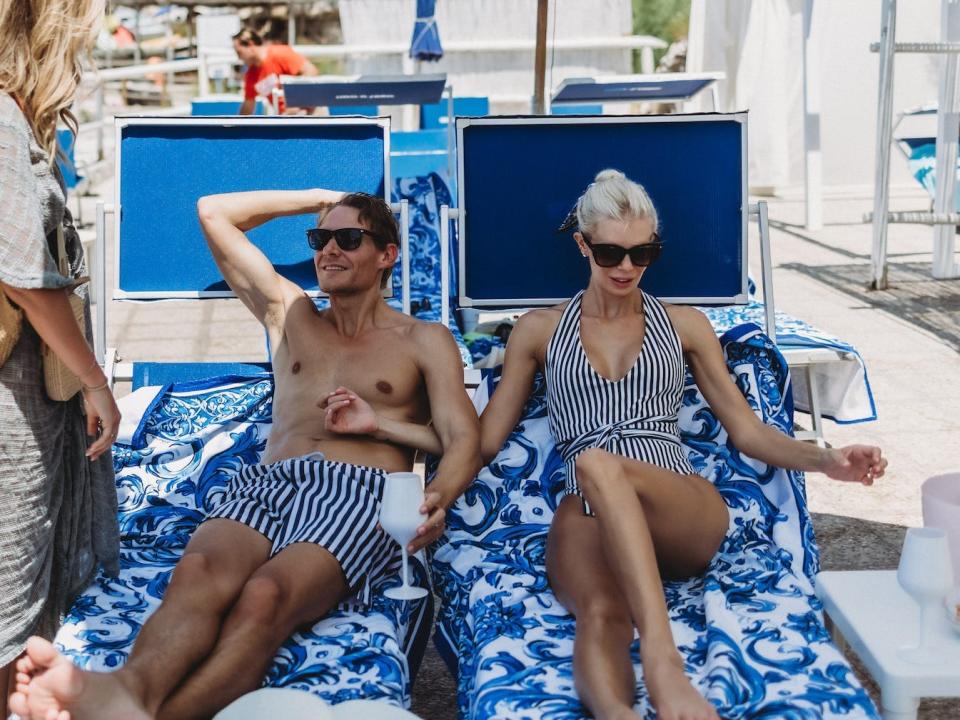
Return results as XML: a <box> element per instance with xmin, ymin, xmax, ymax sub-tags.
<box><xmin>408</xmin><ymin>491</ymin><xmax>446</xmax><ymax>553</ymax></box>
<box><xmin>324</xmin><ymin>387</ymin><xmax>377</xmax><ymax>436</ymax></box>
<box><xmin>820</xmin><ymin>445</ymin><xmax>887</xmax><ymax>485</ymax></box>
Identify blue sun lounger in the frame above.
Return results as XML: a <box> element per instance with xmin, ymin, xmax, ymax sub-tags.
<box><xmin>54</xmin><ymin>116</ymin><xmax>434</xmax><ymax>711</ymax></box>
<box><xmin>426</xmin><ymin>112</ymin><xmax>880</xmax><ymax>719</ymax></box>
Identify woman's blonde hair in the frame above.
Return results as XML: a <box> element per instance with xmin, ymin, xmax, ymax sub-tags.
<box><xmin>576</xmin><ymin>168</ymin><xmax>659</xmax><ymax>235</ymax></box>
<box><xmin>0</xmin><ymin>0</ymin><xmax>104</xmax><ymax>165</ymax></box>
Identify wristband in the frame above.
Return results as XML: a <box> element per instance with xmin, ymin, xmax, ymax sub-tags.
<box><xmin>82</xmin><ymin>379</ymin><xmax>110</xmax><ymax>393</ymax></box>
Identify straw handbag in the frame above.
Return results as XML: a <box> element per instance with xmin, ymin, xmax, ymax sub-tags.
<box><xmin>42</xmin><ymin>225</ymin><xmax>89</xmax><ymax>401</ymax></box>
<box><xmin>0</xmin><ymin>287</ymin><xmax>22</xmax><ymax>367</ymax></box>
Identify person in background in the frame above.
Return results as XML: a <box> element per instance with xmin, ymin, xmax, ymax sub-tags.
<box><xmin>232</xmin><ymin>27</ymin><xmax>317</xmax><ymax>115</ymax></box>
<box><xmin>0</xmin><ymin>0</ymin><xmax>121</xmax><ymax>717</ymax></box>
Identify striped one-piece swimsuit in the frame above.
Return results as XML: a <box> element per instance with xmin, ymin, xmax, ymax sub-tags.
<box><xmin>545</xmin><ymin>289</ymin><xmax>694</xmax><ymax>516</ymax></box>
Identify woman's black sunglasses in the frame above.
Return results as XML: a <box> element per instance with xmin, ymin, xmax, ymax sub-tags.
<box><xmin>306</xmin><ymin>227</ymin><xmax>379</xmax><ymax>252</ymax></box>
<box><xmin>583</xmin><ymin>233</ymin><xmax>664</xmax><ymax>268</ymax></box>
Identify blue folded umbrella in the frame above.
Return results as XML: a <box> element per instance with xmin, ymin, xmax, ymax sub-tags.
<box><xmin>409</xmin><ymin>0</ymin><xmax>443</xmax><ymax>61</ymax></box>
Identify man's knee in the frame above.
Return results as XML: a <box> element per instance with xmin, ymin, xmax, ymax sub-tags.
<box><xmin>170</xmin><ymin>552</ymin><xmax>240</xmax><ymax>609</ymax></box>
<box><xmin>230</xmin><ymin>576</ymin><xmax>286</xmax><ymax>630</ymax></box>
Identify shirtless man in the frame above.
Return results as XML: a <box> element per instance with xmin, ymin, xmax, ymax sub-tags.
<box><xmin>11</xmin><ymin>189</ymin><xmax>480</xmax><ymax>720</ymax></box>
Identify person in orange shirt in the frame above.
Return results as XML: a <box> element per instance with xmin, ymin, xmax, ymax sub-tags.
<box><xmin>232</xmin><ymin>28</ymin><xmax>317</xmax><ymax>115</ymax></box>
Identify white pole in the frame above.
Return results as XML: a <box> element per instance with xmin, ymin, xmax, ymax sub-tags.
<box><xmin>802</xmin><ymin>0</ymin><xmax>823</xmax><ymax>231</ymax></box>
<box><xmin>640</xmin><ymin>47</ymin><xmax>655</xmax><ymax>74</ymax></box>
<box><xmin>933</xmin><ymin>0</ymin><xmax>960</xmax><ymax>279</ymax></box>
<box><xmin>870</xmin><ymin>0</ymin><xmax>898</xmax><ymax>290</ymax></box>
<box><xmin>94</xmin><ymin>202</ymin><xmax>112</xmax><ymax>365</ymax></box>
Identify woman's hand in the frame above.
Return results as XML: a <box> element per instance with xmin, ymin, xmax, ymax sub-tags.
<box><xmin>83</xmin><ymin>385</ymin><xmax>121</xmax><ymax>461</ymax></box>
<box><xmin>820</xmin><ymin>445</ymin><xmax>887</xmax><ymax>485</ymax></box>
<box><xmin>324</xmin><ymin>386</ymin><xmax>378</xmax><ymax>436</ymax></box>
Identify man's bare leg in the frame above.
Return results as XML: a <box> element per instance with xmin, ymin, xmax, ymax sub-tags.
<box><xmin>157</xmin><ymin>542</ymin><xmax>349</xmax><ymax>720</ymax></box>
<box><xmin>9</xmin><ymin>520</ymin><xmax>271</xmax><ymax>720</ymax></box>
<box><xmin>576</xmin><ymin>449</ymin><xmax>728</xmax><ymax>720</ymax></box>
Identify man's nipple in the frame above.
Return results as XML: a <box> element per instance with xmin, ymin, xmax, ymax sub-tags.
<box><xmin>291</xmin><ymin>361</ymin><xmax>301</xmax><ymax>374</ymax></box>
<box><xmin>376</xmin><ymin>380</ymin><xmax>393</xmax><ymax>394</ymax></box>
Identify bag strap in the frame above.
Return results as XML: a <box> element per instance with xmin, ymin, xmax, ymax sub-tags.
<box><xmin>56</xmin><ymin>224</ymin><xmax>68</xmax><ymax>276</ymax></box>
<box><xmin>56</xmin><ymin>224</ymin><xmax>89</xmax><ymax>288</ymax></box>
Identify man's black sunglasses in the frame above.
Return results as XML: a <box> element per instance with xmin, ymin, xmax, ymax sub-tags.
<box><xmin>583</xmin><ymin>233</ymin><xmax>664</xmax><ymax>268</ymax></box>
<box><xmin>306</xmin><ymin>227</ymin><xmax>379</xmax><ymax>252</ymax></box>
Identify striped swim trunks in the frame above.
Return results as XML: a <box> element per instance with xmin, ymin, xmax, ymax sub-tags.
<box><xmin>205</xmin><ymin>452</ymin><xmax>399</xmax><ymax>608</ymax></box>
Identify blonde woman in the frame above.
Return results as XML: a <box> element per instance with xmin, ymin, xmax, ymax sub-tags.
<box><xmin>0</xmin><ymin>0</ymin><xmax>120</xmax><ymax>715</ymax></box>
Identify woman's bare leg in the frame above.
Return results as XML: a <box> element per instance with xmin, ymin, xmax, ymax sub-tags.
<box><xmin>547</xmin><ymin>496</ymin><xmax>639</xmax><ymax>720</ymax></box>
<box><xmin>575</xmin><ymin>448</ymin><xmax>728</xmax><ymax>720</ymax></box>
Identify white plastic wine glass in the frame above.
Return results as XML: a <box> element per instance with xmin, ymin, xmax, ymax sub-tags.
<box><xmin>380</xmin><ymin>471</ymin><xmax>429</xmax><ymax>601</ymax></box>
<box><xmin>897</xmin><ymin>527</ymin><xmax>954</xmax><ymax>664</ymax></box>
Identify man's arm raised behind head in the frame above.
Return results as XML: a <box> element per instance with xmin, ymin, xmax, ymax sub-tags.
<box><xmin>197</xmin><ymin>188</ymin><xmax>342</xmax><ymax>332</ymax></box>
<box><xmin>407</xmin><ymin>322</ymin><xmax>481</xmax><ymax>554</ymax></box>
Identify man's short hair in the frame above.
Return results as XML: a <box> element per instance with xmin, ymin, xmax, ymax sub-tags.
<box><xmin>321</xmin><ymin>193</ymin><xmax>400</xmax><ymax>289</ymax></box>
<box><xmin>232</xmin><ymin>28</ymin><xmax>263</xmax><ymax>47</ymax></box>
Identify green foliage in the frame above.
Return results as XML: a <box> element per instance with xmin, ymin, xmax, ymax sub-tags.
<box><xmin>632</xmin><ymin>0</ymin><xmax>690</xmax><ymax>70</ymax></box>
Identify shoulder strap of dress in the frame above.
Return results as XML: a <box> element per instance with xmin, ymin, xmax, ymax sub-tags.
<box><xmin>546</xmin><ymin>290</ymin><xmax>584</xmax><ymax>363</ymax></box>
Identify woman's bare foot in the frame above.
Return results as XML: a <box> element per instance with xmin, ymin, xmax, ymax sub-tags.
<box><xmin>9</xmin><ymin>637</ymin><xmax>151</xmax><ymax>720</ymax></box>
<box><xmin>642</xmin><ymin>651</ymin><xmax>718</xmax><ymax>720</ymax></box>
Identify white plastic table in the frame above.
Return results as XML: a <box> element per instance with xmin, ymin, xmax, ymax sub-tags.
<box><xmin>815</xmin><ymin>570</ymin><xmax>960</xmax><ymax>720</ymax></box>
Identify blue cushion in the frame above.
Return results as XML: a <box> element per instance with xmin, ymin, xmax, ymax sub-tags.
<box><xmin>191</xmin><ymin>98</ymin><xmax>266</xmax><ymax>116</ymax></box>
<box><xmin>329</xmin><ymin>105</ymin><xmax>379</xmax><ymax>116</ymax></box>
<box><xmin>550</xmin><ymin>103</ymin><xmax>603</xmax><ymax>115</ymax></box>
<box><xmin>420</xmin><ymin>96</ymin><xmax>490</xmax><ymax>129</ymax></box>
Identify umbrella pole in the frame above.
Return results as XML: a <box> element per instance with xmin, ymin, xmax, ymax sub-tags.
<box><xmin>533</xmin><ymin>0</ymin><xmax>549</xmax><ymax>114</ymax></box>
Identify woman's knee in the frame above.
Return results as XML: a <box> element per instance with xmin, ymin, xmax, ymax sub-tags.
<box><xmin>575</xmin><ymin>594</ymin><xmax>632</xmax><ymax>635</ymax></box>
<box><xmin>576</xmin><ymin>449</ymin><xmax>626</xmax><ymax>505</ymax></box>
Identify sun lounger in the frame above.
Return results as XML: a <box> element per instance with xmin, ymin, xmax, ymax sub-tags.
<box><xmin>429</xmin><ymin>324</ymin><xmax>879</xmax><ymax>719</ymax></box>
<box><xmin>423</xmin><ymin>112</ymin><xmax>880</xmax><ymax>717</ymax></box>
<box><xmin>63</xmin><ymin>117</ymin><xmax>435</xmax><ymax>711</ymax></box>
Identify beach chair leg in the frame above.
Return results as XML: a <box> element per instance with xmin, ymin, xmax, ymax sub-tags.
<box><xmin>880</xmin><ymin>689</ymin><xmax>918</xmax><ymax>720</ymax></box>
<box><xmin>824</xmin><ymin>615</ymin><xmax>847</xmax><ymax>653</ymax></box>
<box><xmin>805</xmin><ymin>366</ymin><xmax>826</xmax><ymax>447</ymax></box>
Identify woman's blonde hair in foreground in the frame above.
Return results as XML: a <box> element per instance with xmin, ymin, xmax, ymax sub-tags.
<box><xmin>0</xmin><ymin>0</ymin><xmax>104</xmax><ymax>165</ymax></box>
<box><xmin>575</xmin><ymin>168</ymin><xmax>660</xmax><ymax>235</ymax></box>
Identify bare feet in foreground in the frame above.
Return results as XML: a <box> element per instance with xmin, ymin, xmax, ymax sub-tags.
<box><xmin>643</xmin><ymin>651</ymin><xmax>719</xmax><ymax>720</ymax></box>
<box><xmin>9</xmin><ymin>636</ymin><xmax>151</xmax><ymax>720</ymax></box>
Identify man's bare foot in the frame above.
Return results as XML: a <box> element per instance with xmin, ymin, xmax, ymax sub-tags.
<box><xmin>9</xmin><ymin>637</ymin><xmax>151</xmax><ymax>720</ymax></box>
<box><xmin>642</xmin><ymin>651</ymin><xmax>718</xmax><ymax>720</ymax></box>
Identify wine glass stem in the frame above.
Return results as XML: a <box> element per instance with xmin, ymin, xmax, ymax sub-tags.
<box><xmin>401</xmin><ymin>546</ymin><xmax>410</xmax><ymax>589</ymax></box>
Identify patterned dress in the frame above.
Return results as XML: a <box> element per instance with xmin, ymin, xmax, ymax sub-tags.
<box><xmin>0</xmin><ymin>93</ymin><xmax>118</xmax><ymax>664</ymax></box>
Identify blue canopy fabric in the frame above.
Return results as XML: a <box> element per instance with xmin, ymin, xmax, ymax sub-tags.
<box><xmin>409</xmin><ymin>0</ymin><xmax>443</xmax><ymax>61</ymax></box>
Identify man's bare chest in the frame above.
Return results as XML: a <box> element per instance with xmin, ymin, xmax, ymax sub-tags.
<box><xmin>273</xmin><ymin>328</ymin><xmax>422</xmax><ymax>412</ymax></box>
